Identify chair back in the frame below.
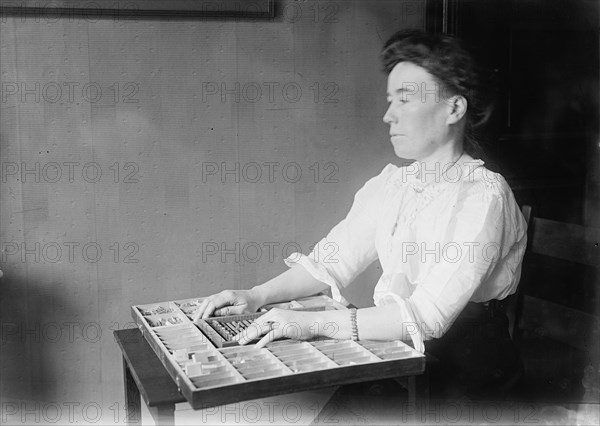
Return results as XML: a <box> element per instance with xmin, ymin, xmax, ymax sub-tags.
<box><xmin>510</xmin><ymin>206</ymin><xmax>600</xmax><ymax>401</ymax></box>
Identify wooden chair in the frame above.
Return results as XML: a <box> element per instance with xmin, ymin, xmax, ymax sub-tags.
<box><xmin>508</xmin><ymin>206</ymin><xmax>600</xmax><ymax>402</ymax></box>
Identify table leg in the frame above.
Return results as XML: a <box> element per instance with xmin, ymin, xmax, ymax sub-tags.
<box><xmin>415</xmin><ymin>370</ymin><xmax>430</xmax><ymax>405</ymax></box>
<box><xmin>147</xmin><ymin>405</ymin><xmax>175</xmax><ymax>426</ymax></box>
<box><xmin>410</xmin><ymin>371</ymin><xmax>431</xmax><ymax>423</ymax></box>
<box><xmin>123</xmin><ymin>357</ymin><xmax>141</xmax><ymax>425</ymax></box>
<box><xmin>396</xmin><ymin>372</ymin><xmax>429</xmax><ymax>423</ymax></box>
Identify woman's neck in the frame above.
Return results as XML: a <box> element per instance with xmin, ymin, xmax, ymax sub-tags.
<box><xmin>414</xmin><ymin>144</ymin><xmax>465</xmax><ymax>185</ymax></box>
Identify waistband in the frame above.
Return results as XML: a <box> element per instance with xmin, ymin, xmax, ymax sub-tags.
<box><xmin>458</xmin><ymin>299</ymin><xmax>507</xmax><ymax>321</ymax></box>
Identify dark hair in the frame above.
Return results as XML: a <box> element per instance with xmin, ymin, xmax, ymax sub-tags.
<box><xmin>381</xmin><ymin>29</ymin><xmax>493</xmax><ymax>158</ymax></box>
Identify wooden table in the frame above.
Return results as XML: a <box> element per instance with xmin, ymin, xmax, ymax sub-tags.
<box><xmin>114</xmin><ymin>328</ymin><xmax>429</xmax><ymax>425</ymax></box>
<box><xmin>115</xmin><ymin>328</ymin><xmax>185</xmax><ymax>425</ymax></box>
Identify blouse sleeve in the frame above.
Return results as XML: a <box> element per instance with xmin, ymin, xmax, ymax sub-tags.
<box><xmin>402</xmin><ymin>177</ymin><xmax>527</xmax><ymax>344</ymax></box>
<box><xmin>284</xmin><ymin>164</ymin><xmax>396</xmax><ymax>304</ymax></box>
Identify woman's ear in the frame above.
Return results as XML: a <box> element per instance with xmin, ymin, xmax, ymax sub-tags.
<box><xmin>446</xmin><ymin>95</ymin><xmax>468</xmax><ymax>125</ymax></box>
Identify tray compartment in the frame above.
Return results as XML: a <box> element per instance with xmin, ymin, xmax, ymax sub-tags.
<box><xmin>196</xmin><ymin>312</ymin><xmax>264</xmax><ymax>347</ymax></box>
<box><xmin>174</xmin><ymin>298</ymin><xmax>205</xmax><ymax>317</ymax></box>
<box><xmin>153</xmin><ymin>325</ymin><xmax>209</xmax><ymax>352</ymax></box>
<box><xmin>153</xmin><ymin>324</ymin><xmax>195</xmax><ymax>336</ymax></box>
<box><xmin>219</xmin><ymin>346</ymin><xmax>291</xmax><ymax>381</ymax></box>
<box><xmin>136</xmin><ymin>302</ymin><xmax>179</xmax><ymax>316</ymax></box>
<box><xmin>310</xmin><ymin>339</ymin><xmax>380</xmax><ymax>366</ymax></box>
<box><xmin>269</xmin><ymin>341</ymin><xmax>336</xmax><ymax>373</ymax></box>
<box><xmin>180</xmin><ymin>346</ymin><xmax>244</xmax><ymax>390</ymax></box>
<box><xmin>144</xmin><ymin>312</ymin><xmax>188</xmax><ymax>328</ymax></box>
<box><xmin>358</xmin><ymin>340</ymin><xmax>418</xmax><ymax>360</ymax></box>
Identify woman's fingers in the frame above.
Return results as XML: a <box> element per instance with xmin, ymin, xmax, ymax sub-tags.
<box><xmin>192</xmin><ymin>291</ymin><xmax>238</xmax><ymax>322</ymax></box>
<box><xmin>234</xmin><ymin>318</ymin><xmax>279</xmax><ymax>345</ymax></box>
<box><xmin>255</xmin><ymin>330</ymin><xmax>279</xmax><ymax>349</ymax></box>
<box><xmin>233</xmin><ymin>323</ymin><xmax>261</xmax><ymax>345</ymax></box>
<box><xmin>201</xmin><ymin>300</ymin><xmax>217</xmax><ymax>320</ymax></box>
<box><xmin>195</xmin><ymin>305</ymin><xmax>308</xmax><ymax>348</ymax></box>
<box><xmin>213</xmin><ymin>305</ymin><xmax>240</xmax><ymax>317</ymax></box>
<box><xmin>213</xmin><ymin>306</ymin><xmax>234</xmax><ymax>317</ymax></box>
<box><xmin>191</xmin><ymin>298</ymin><xmax>211</xmax><ymax>322</ymax></box>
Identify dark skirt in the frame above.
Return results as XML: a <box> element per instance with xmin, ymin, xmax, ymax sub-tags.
<box><xmin>424</xmin><ymin>301</ymin><xmax>524</xmax><ymax>400</ymax></box>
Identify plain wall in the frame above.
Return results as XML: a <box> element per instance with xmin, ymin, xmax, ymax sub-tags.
<box><xmin>0</xmin><ymin>0</ymin><xmax>424</xmax><ymax>419</ymax></box>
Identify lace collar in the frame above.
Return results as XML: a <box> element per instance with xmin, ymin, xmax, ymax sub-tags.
<box><xmin>387</xmin><ymin>157</ymin><xmax>485</xmax><ymax>194</ymax></box>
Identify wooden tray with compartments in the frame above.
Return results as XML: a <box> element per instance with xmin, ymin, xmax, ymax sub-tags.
<box><xmin>131</xmin><ymin>295</ymin><xmax>425</xmax><ymax>409</ymax></box>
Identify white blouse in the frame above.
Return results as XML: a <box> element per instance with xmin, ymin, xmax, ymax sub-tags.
<box><xmin>285</xmin><ymin>155</ymin><xmax>528</xmax><ymax>352</ymax></box>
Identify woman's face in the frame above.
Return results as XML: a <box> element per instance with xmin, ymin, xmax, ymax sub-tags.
<box><xmin>383</xmin><ymin>62</ymin><xmax>454</xmax><ymax>161</ymax></box>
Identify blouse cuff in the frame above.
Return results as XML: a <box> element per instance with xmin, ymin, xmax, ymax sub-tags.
<box><xmin>284</xmin><ymin>252</ymin><xmax>349</xmax><ymax>306</ymax></box>
<box><xmin>379</xmin><ymin>292</ymin><xmax>425</xmax><ymax>353</ymax></box>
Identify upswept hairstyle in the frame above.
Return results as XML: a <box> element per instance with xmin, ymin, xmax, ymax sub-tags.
<box><xmin>381</xmin><ymin>29</ymin><xmax>493</xmax><ymax>158</ymax></box>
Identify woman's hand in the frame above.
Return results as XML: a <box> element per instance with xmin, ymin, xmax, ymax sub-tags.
<box><xmin>233</xmin><ymin>308</ymin><xmax>341</xmax><ymax>349</ymax></box>
<box><xmin>192</xmin><ymin>289</ymin><xmax>262</xmax><ymax>321</ymax></box>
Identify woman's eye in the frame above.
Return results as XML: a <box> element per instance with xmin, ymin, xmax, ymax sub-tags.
<box><xmin>387</xmin><ymin>97</ymin><xmax>407</xmax><ymax>105</ymax></box>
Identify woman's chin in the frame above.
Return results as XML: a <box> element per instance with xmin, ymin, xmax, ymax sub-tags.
<box><xmin>392</xmin><ymin>148</ymin><xmax>414</xmax><ymax>161</ymax></box>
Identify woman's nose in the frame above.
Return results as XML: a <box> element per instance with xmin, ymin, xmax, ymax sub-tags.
<box><xmin>383</xmin><ymin>104</ymin><xmax>396</xmax><ymax>124</ymax></box>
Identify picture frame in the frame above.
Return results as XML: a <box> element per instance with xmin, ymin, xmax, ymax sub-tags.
<box><xmin>0</xmin><ymin>0</ymin><xmax>275</xmax><ymax>19</ymax></box>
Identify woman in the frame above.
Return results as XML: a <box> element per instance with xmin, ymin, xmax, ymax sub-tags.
<box><xmin>193</xmin><ymin>29</ymin><xmax>527</xmax><ymax>398</ymax></box>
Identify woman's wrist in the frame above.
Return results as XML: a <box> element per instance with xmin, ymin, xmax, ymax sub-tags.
<box><xmin>312</xmin><ymin>309</ymin><xmax>354</xmax><ymax>340</ymax></box>
<box><xmin>248</xmin><ymin>285</ymin><xmax>268</xmax><ymax>310</ymax></box>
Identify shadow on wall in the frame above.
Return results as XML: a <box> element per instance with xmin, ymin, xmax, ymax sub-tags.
<box><xmin>0</xmin><ymin>270</ymin><xmax>84</xmax><ymax>403</ymax></box>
